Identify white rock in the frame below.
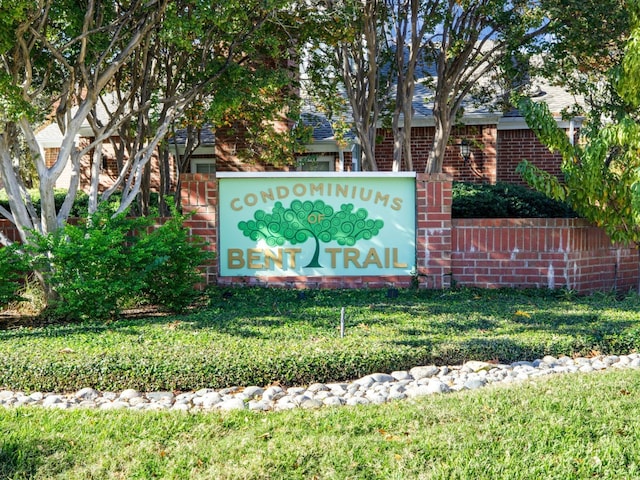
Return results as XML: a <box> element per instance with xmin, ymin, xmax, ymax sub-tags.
<box><xmin>354</xmin><ymin>376</ymin><xmax>376</xmax><ymax>388</ymax></box>
<box><xmin>242</xmin><ymin>386</ymin><xmax>265</xmax><ymax>399</ymax></box>
<box><xmin>129</xmin><ymin>396</ymin><xmax>149</xmax><ymax>406</ymax></box>
<box><xmin>103</xmin><ymin>392</ymin><xmax>118</xmax><ymax>401</ymax></box>
<box><xmin>463</xmin><ymin>361</ymin><xmax>493</xmax><ymax>372</ymax></box>
<box><xmin>0</xmin><ymin>391</ymin><xmax>14</xmax><ymax>401</ymax></box>
<box><xmin>391</xmin><ymin>371</ymin><xmax>412</xmax><ymax>381</ymax></box>
<box><xmin>218</xmin><ymin>398</ymin><xmax>246</xmax><ymax>411</ymax></box>
<box><xmin>409</xmin><ymin>365</ymin><xmax>439</xmax><ymax>380</ymax></box>
<box><xmin>346</xmin><ymin>397</ymin><xmax>370</xmax><ymax>406</ymax></box>
<box><xmin>327</xmin><ymin>383</ymin><xmax>348</xmax><ymax>395</ymax></box>
<box><xmin>29</xmin><ymin>392</ymin><xmax>44</xmax><ymax>402</ymax></box>
<box><xmin>248</xmin><ymin>400</ymin><xmax>269</xmax><ymax>411</ymax></box>
<box><xmin>119</xmin><ymin>389</ymin><xmax>142</xmax><ymax>401</ymax></box>
<box><xmin>171</xmin><ymin>403</ymin><xmax>191</xmax><ymax>412</ymax></box>
<box><xmin>100</xmin><ymin>401</ymin><xmax>129</xmax><ymax>410</ymax></box>
<box><xmin>464</xmin><ymin>378</ymin><xmax>486</xmax><ymax>390</ymax></box>
<box><xmin>300</xmin><ymin>398</ymin><xmax>323</xmax><ymax>409</ymax></box>
<box><xmin>307</xmin><ymin>383</ymin><xmax>329</xmax><ymax>393</ymax></box>
<box><xmin>388</xmin><ymin>391</ymin><xmax>407</xmax><ymax>401</ymax></box>
<box><xmin>42</xmin><ymin>395</ymin><xmax>64</xmax><ymax>407</ymax></box>
<box><xmin>323</xmin><ymin>397</ymin><xmax>344</xmax><ymax>407</ymax></box>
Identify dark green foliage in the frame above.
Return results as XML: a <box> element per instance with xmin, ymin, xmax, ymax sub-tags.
<box><xmin>452</xmin><ymin>181</ymin><xmax>578</xmax><ymax>218</ymax></box>
<box><xmin>138</xmin><ymin>211</ymin><xmax>213</xmax><ymax>313</ymax></box>
<box><xmin>1</xmin><ymin>287</ymin><xmax>639</xmax><ymax>392</ymax></box>
<box><xmin>0</xmin><ymin>244</ymin><xmax>28</xmax><ymax>307</ymax></box>
<box><xmin>29</xmin><ymin>209</ymin><xmax>154</xmax><ymax>321</ymax></box>
<box><xmin>27</xmin><ymin>207</ymin><xmax>209</xmax><ymax>321</ymax></box>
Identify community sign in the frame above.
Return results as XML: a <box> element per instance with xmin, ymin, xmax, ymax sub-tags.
<box><xmin>218</xmin><ymin>173</ymin><xmax>416</xmax><ymax>277</ymax></box>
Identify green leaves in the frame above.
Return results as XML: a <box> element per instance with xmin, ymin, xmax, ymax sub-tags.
<box><xmin>25</xmin><ymin>208</ymin><xmax>211</xmax><ymax>321</ymax></box>
<box><xmin>517</xmin><ymin>96</ymin><xmax>640</xmax><ymax>246</ymax></box>
<box><xmin>451</xmin><ymin>181</ymin><xmax>576</xmax><ymax>218</ymax></box>
<box><xmin>0</xmin><ymin>243</ymin><xmax>28</xmax><ymax>307</ymax></box>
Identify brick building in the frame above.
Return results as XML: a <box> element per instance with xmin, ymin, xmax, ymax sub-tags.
<box><xmin>32</xmin><ymin>80</ymin><xmax>580</xmax><ymax>190</ymax></box>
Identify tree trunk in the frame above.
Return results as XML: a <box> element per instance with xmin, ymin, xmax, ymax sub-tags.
<box><xmin>425</xmin><ymin>95</ymin><xmax>453</xmax><ymax>174</ymax></box>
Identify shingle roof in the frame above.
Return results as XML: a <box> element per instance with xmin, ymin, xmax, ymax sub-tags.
<box><xmin>169</xmin><ymin>126</ymin><xmax>215</xmax><ymax>146</ymax></box>
<box><xmin>300</xmin><ymin>76</ymin><xmax>582</xmax><ymax>147</ymax></box>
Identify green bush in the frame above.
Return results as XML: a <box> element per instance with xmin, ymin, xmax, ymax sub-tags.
<box><xmin>138</xmin><ymin>211</ymin><xmax>213</xmax><ymax>312</ymax></box>
<box><xmin>0</xmin><ymin>244</ymin><xmax>28</xmax><ymax>308</ymax></box>
<box><xmin>28</xmin><ymin>207</ymin><xmax>209</xmax><ymax>321</ymax></box>
<box><xmin>452</xmin><ymin>181</ymin><xmax>578</xmax><ymax>218</ymax></box>
<box><xmin>1</xmin><ymin>287</ymin><xmax>639</xmax><ymax>392</ymax></box>
<box><xmin>29</xmin><ymin>208</ymin><xmax>153</xmax><ymax>320</ymax></box>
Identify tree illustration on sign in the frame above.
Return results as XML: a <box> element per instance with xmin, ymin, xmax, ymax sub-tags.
<box><xmin>237</xmin><ymin>199</ymin><xmax>384</xmax><ymax>268</ymax></box>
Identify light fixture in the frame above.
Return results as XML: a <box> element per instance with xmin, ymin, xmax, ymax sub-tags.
<box><xmin>459</xmin><ymin>139</ymin><xmax>471</xmax><ymax>164</ymax></box>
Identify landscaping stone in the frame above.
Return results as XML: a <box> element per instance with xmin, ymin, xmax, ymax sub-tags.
<box><xmin>75</xmin><ymin>387</ymin><xmax>100</xmax><ymax>401</ymax></box>
<box><xmin>3</xmin><ymin>354</ymin><xmax>640</xmax><ymax>413</ymax></box>
<box><xmin>409</xmin><ymin>365</ymin><xmax>439</xmax><ymax>380</ymax></box>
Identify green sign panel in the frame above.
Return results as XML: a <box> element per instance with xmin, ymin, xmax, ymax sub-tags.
<box><xmin>218</xmin><ymin>173</ymin><xmax>416</xmax><ymax>277</ymax></box>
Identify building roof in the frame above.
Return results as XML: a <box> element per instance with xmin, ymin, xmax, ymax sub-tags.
<box><xmin>300</xmin><ymin>75</ymin><xmax>583</xmax><ymax>152</ymax></box>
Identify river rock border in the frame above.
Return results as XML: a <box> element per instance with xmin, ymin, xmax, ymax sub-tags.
<box><xmin>2</xmin><ymin>354</ymin><xmax>639</xmax><ymax>412</ymax></box>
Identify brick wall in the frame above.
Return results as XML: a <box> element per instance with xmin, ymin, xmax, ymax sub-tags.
<box><xmin>375</xmin><ymin>125</ymin><xmax>496</xmax><ymax>183</ymax></box>
<box><xmin>180</xmin><ymin>174</ymin><xmax>218</xmax><ymax>285</ymax></box>
<box><xmin>416</xmin><ymin>173</ymin><xmax>452</xmax><ymax>288</ymax></box>
<box><xmin>3</xmin><ymin>175</ymin><xmax>635</xmax><ymax>294</ymax></box>
<box><xmin>451</xmin><ymin>218</ymin><xmax>639</xmax><ymax>293</ymax></box>
<box><xmin>0</xmin><ymin>220</ymin><xmax>21</xmax><ymax>243</ymax></box>
<box><xmin>177</xmin><ymin>174</ymin><xmax>638</xmax><ymax>293</ymax></box>
<box><xmin>497</xmin><ymin>129</ymin><xmax>563</xmax><ymax>185</ymax></box>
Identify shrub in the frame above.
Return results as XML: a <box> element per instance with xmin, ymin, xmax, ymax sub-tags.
<box><xmin>29</xmin><ymin>208</ymin><xmax>154</xmax><ymax>321</ymax></box>
<box><xmin>27</xmin><ymin>207</ymin><xmax>211</xmax><ymax>321</ymax></box>
<box><xmin>138</xmin><ymin>211</ymin><xmax>213</xmax><ymax>312</ymax></box>
<box><xmin>452</xmin><ymin>182</ymin><xmax>578</xmax><ymax>218</ymax></box>
<box><xmin>0</xmin><ymin>244</ymin><xmax>28</xmax><ymax>308</ymax></box>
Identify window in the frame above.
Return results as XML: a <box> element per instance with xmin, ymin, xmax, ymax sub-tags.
<box><xmin>191</xmin><ymin>159</ymin><xmax>216</xmax><ymax>174</ymax></box>
<box><xmin>297</xmin><ymin>155</ymin><xmax>334</xmax><ymax>172</ymax></box>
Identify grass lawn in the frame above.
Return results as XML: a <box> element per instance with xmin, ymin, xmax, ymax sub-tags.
<box><xmin>1</xmin><ymin>287</ymin><xmax>640</xmax><ymax>479</ymax></box>
<box><xmin>1</xmin><ymin>287</ymin><xmax>639</xmax><ymax>392</ymax></box>
<box><xmin>1</xmin><ymin>370</ymin><xmax>640</xmax><ymax>479</ymax></box>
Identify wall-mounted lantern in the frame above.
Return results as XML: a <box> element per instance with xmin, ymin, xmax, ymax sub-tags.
<box><xmin>459</xmin><ymin>139</ymin><xmax>471</xmax><ymax>164</ymax></box>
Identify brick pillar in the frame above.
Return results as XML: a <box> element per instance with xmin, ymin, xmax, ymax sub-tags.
<box><xmin>181</xmin><ymin>173</ymin><xmax>218</xmax><ymax>284</ymax></box>
<box><xmin>416</xmin><ymin>173</ymin><xmax>452</xmax><ymax>288</ymax></box>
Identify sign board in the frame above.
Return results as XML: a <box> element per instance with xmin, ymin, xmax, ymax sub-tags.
<box><xmin>218</xmin><ymin>173</ymin><xmax>416</xmax><ymax>277</ymax></box>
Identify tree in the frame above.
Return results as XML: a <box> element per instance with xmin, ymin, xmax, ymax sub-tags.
<box><xmin>516</xmin><ymin>29</ymin><xmax>640</xmax><ymax>290</ymax></box>
<box><xmin>538</xmin><ymin>0</ymin><xmax>629</xmax><ymax>115</ymax></box>
<box><xmin>517</xmin><ymin>99</ymin><xmax>640</xmax><ymax>247</ymax></box>
<box><xmin>385</xmin><ymin>0</ymin><xmax>442</xmax><ymax>172</ymax></box>
<box><xmin>0</xmin><ymin>0</ymin><xmax>299</xmax><ymax>301</ymax></box>
<box><xmin>516</xmin><ymin>0</ymin><xmax>640</xmax><ymax>267</ymax></box>
<box><xmin>305</xmin><ymin>1</ymin><xmax>626</xmax><ymax>174</ymax></box>
<box><xmin>156</xmin><ymin>3</ymin><xmax>307</xmax><ymax>215</ymax></box>
<box><xmin>305</xmin><ymin>0</ymin><xmax>387</xmax><ymax>171</ymax></box>
<box><xmin>305</xmin><ymin>1</ymin><xmax>550</xmax><ymax>173</ymax></box>
<box><xmin>423</xmin><ymin>0</ymin><xmax>554</xmax><ymax>173</ymax></box>
<box><xmin>238</xmin><ymin>199</ymin><xmax>384</xmax><ymax>267</ymax></box>
<box><xmin>1</xmin><ymin>0</ymin><xmax>165</xmax><ymax>248</ymax></box>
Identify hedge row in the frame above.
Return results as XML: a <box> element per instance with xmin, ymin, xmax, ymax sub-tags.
<box><xmin>452</xmin><ymin>181</ymin><xmax>577</xmax><ymax>218</ymax></box>
<box><xmin>1</xmin><ymin>327</ymin><xmax>637</xmax><ymax>392</ymax></box>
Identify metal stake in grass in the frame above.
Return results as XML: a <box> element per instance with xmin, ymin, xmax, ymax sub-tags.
<box><xmin>340</xmin><ymin>307</ymin><xmax>345</xmax><ymax>338</ymax></box>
